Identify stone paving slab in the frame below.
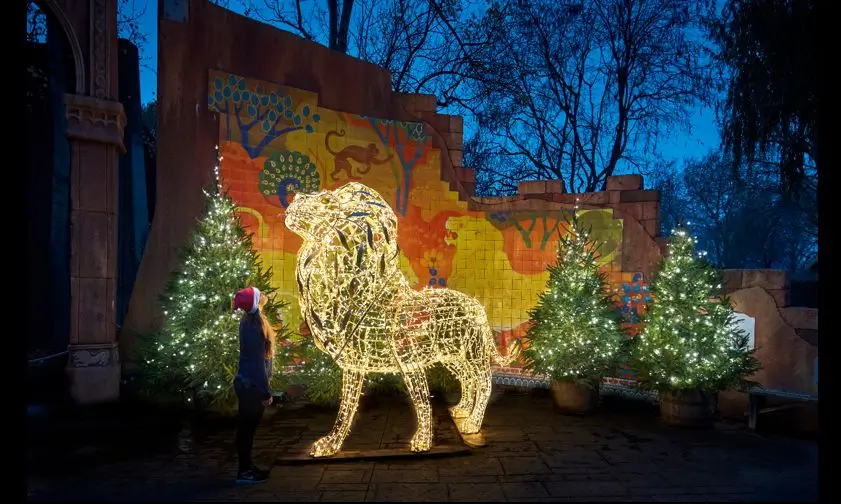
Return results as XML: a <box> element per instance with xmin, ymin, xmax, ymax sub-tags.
<box><xmin>27</xmin><ymin>393</ymin><xmax>818</xmax><ymax>502</ymax></box>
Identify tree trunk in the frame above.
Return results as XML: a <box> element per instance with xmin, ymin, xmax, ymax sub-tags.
<box><xmin>327</xmin><ymin>0</ymin><xmax>354</xmax><ymax>53</ymax></box>
<box><xmin>336</xmin><ymin>0</ymin><xmax>354</xmax><ymax>53</ymax></box>
<box><xmin>327</xmin><ymin>0</ymin><xmax>338</xmax><ymax>51</ymax></box>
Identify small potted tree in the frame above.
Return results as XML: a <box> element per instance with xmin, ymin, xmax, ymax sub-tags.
<box><xmin>523</xmin><ymin>212</ymin><xmax>623</xmax><ymax>414</ymax></box>
<box><xmin>630</xmin><ymin>226</ymin><xmax>760</xmax><ymax>427</ymax></box>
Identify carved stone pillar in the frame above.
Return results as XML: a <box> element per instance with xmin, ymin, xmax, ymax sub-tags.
<box><xmin>64</xmin><ymin>93</ymin><xmax>126</xmax><ymax>404</ymax></box>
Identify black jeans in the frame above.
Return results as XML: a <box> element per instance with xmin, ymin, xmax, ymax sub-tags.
<box><xmin>234</xmin><ymin>377</ymin><xmax>266</xmax><ymax>472</ymax></box>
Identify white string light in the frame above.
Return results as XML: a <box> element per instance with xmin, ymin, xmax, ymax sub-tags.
<box><xmin>285</xmin><ymin>182</ymin><xmax>520</xmax><ymax>457</ymax></box>
<box><xmin>632</xmin><ymin>225</ymin><xmax>758</xmax><ymax>392</ymax></box>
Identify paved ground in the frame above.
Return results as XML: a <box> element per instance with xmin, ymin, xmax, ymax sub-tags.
<box><xmin>27</xmin><ymin>392</ymin><xmax>818</xmax><ymax>502</ymax></box>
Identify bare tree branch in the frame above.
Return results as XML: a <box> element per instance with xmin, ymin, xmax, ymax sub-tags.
<box><xmin>470</xmin><ymin>0</ymin><xmax>715</xmax><ymax>193</ymax></box>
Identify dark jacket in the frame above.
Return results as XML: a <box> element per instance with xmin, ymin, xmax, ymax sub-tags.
<box><xmin>235</xmin><ymin>315</ymin><xmax>273</xmax><ymax>399</ymax></box>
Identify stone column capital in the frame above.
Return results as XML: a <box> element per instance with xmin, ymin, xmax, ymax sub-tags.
<box><xmin>66</xmin><ymin>341</ymin><xmax>121</xmax><ymax>403</ymax></box>
<box><xmin>63</xmin><ymin>93</ymin><xmax>127</xmax><ymax>153</ymax></box>
<box><xmin>67</xmin><ymin>341</ymin><xmax>120</xmax><ymax>368</ymax></box>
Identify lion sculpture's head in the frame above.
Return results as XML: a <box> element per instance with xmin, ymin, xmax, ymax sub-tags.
<box><xmin>286</xmin><ymin>182</ymin><xmax>398</xmax><ymax>256</ymax></box>
<box><xmin>285</xmin><ymin>183</ymin><xmax>404</xmax><ymax>317</ymax></box>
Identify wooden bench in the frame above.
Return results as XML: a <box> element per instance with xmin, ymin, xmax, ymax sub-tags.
<box><xmin>746</xmin><ymin>387</ymin><xmax>818</xmax><ymax>430</ymax></box>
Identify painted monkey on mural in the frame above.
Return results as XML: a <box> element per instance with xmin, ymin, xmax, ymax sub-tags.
<box><xmin>325</xmin><ymin>129</ymin><xmax>393</xmax><ymax>180</ymax></box>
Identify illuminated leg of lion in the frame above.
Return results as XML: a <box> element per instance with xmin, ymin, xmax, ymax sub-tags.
<box><xmin>310</xmin><ymin>369</ymin><xmax>365</xmax><ymax>457</ymax></box>
<box><xmin>401</xmin><ymin>369</ymin><xmax>434</xmax><ymax>452</ymax></box>
<box><xmin>445</xmin><ymin>360</ymin><xmax>476</xmax><ymax>419</ymax></box>
<box><xmin>462</xmin><ymin>362</ymin><xmax>494</xmax><ymax>434</ymax></box>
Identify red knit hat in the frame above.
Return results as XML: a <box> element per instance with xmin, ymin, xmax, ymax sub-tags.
<box><xmin>233</xmin><ymin>287</ymin><xmax>261</xmax><ymax>314</ymax></box>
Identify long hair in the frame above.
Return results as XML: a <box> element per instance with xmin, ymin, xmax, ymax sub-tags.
<box><xmin>244</xmin><ymin>295</ymin><xmax>276</xmax><ymax>359</ymax></box>
<box><xmin>258</xmin><ymin>309</ymin><xmax>276</xmax><ymax>359</ymax></box>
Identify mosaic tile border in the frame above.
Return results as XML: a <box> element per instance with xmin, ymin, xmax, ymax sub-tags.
<box><xmin>280</xmin><ymin>365</ymin><xmax>658</xmax><ymax>403</ymax></box>
<box><xmin>492</xmin><ymin>372</ymin><xmax>550</xmax><ymax>389</ymax></box>
<box><xmin>491</xmin><ymin>372</ymin><xmax>659</xmax><ymax>403</ymax></box>
<box><xmin>600</xmin><ymin>380</ymin><xmax>659</xmax><ymax>403</ymax></box>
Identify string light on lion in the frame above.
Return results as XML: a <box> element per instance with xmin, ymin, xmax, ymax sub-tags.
<box><xmin>285</xmin><ymin>182</ymin><xmax>520</xmax><ymax>457</ymax></box>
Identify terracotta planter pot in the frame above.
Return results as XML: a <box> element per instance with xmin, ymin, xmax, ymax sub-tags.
<box><xmin>550</xmin><ymin>380</ymin><xmax>599</xmax><ymax>415</ymax></box>
<box><xmin>660</xmin><ymin>389</ymin><xmax>716</xmax><ymax>428</ymax></box>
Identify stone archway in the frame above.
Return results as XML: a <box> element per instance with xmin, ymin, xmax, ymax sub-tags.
<box><xmin>34</xmin><ymin>0</ymin><xmax>86</xmax><ymax>95</ymax></box>
<box><xmin>28</xmin><ymin>0</ymin><xmax>126</xmax><ymax>404</ymax></box>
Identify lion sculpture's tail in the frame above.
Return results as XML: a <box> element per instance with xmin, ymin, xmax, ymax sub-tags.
<box><xmin>487</xmin><ymin>327</ymin><xmax>521</xmax><ymax>367</ymax></box>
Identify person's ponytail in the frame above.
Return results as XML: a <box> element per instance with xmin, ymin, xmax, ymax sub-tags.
<box><xmin>259</xmin><ymin>311</ymin><xmax>276</xmax><ymax>359</ymax></box>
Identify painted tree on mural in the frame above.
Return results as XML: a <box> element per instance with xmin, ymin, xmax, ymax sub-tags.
<box><xmin>365</xmin><ymin>118</ymin><xmax>429</xmax><ymax>215</ymax></box>
<box><xmin>208</xmin><ymin>73</ymin><xmax>320</xmax><ymax>158</ymax></box>
<box><xmin>487</xmin><ymin>209</ymin><xmax>622</xmax><ymax>263</ymax></box>
<box><xmin>487</xmin><ymin>210</ymin><xmax>572</xmax><ymax>251</ymax></box>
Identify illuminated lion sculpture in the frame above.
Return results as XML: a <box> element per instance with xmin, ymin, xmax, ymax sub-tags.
<box><xmin>285</xmin><ymin>182</ymin><xmax>519</xmax><ymax>457</ymax></box>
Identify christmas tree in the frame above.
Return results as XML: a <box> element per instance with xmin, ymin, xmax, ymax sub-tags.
<box><xmin>522</xmin><ymin>211</ymin><xmax>622</xmax><ymax>387</ymax></box>
<box><xmin>139</xmin><ymin>147</ymin><xmax>291</xmax><ymax>412</ymax></box>
<box><xmin>631</xmin><ymin>226</ymin><xmax>760</xmax><ymax>393</ymax></box>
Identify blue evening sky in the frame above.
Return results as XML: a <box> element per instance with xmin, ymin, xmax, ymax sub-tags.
<box><xmin>134</xmin><ymin>1</ymin><xmax>721</xmax><ymax>170</ymax></box>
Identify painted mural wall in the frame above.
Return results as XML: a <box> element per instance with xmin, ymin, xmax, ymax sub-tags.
<box><xmin>208</xmin><ymin>70</ymin><xmax>650</xmax><ymax>385</ymax></box>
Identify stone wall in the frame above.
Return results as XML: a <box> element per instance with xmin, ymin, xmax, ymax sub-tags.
<box><xmin>476</xmin><ymin>174</ymin><xmax>664</xmax><ymax>285</ymax></box>
<box><xmin>31</xmin><ymin>0</ymin><xmax>126</xmax><ymax>404</ymax></box>
<box><xmin>718</xmin><ymin>269</ymin><xmax>818</xmax><ymax>429</ymax></box>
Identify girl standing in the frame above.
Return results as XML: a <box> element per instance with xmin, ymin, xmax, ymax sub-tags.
<box><xmin>232</xmin><ymin>286</ymin><xmax>275</xmax><ymax>484</ymax></box>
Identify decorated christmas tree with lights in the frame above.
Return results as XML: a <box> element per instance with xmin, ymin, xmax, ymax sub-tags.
<box><xmin>522</xmin><ymin>211</ymin><xmax>622</xmax><ymax>387</ymax></box>
<box><xmin>139</xmin><ymin>147</ymin><xmax>291</xmax><ymax>412</ymax></box>
<box><xmin>630</xmin><ymin>226</ymin><xmax>759</xmax><ymax>393</ymax></box>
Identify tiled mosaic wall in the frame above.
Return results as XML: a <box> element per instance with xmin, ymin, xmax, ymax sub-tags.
<box><xmin>209</xmin><ymin>70</ymin><xmax>656</xmax><ymax>380</ymax></box>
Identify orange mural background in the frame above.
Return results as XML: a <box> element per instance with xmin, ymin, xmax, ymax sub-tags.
<box><xmin>209</xmin><ymin>70</ymin><xmax>644</xmax><ymax>384</ymax></box>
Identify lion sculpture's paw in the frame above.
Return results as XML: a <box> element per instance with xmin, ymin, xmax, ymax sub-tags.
<box><xmin>459</xmin><ymin>419</ymin><xmax>482</xmax><ymax>435</ymax></box>
<box><xmin>409</xmin><ymin>434</ymin><xmax>433</xmax><ymax>453</ymax></box>
<box><xmin>310</xmin><ymin>435</ymin><xmax>342</xmax><ymax>458</ymax></box>
<box><xmin>448</xmin><ymin>405</ymin><xmax>471</xmax><ymax>419</ymax></box>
